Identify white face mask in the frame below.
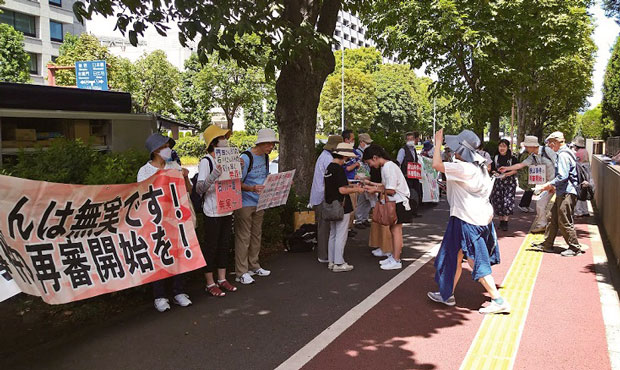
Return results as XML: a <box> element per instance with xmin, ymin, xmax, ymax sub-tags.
<box><xmin>406</xmin><ymin>141</ymin><xmax>416</xmax><ymax>147</ymax></box>
<box><xmin>217</xmin><ymin>139</ymin><xmax>229</xmax><ymax>147</ymax></box>
<box><xmin>158</xmin><ymin>147</ymin><xmax>172</xmax><ymax>161</ymax></box>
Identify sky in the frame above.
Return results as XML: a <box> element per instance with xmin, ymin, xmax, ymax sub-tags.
<box><xmin>590</xmin><ymin>2</ymin><xmax>620</xmax><ymax>108</ymax></box>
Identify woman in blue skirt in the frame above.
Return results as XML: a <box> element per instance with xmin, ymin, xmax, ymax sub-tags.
<box><xmin>427</xmin><ymin>129</ymin><xmax>510</xmax><ymax>315</ymax></box>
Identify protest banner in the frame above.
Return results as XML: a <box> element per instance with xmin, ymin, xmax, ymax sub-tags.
<box><xmin>256</xmin><ymin>170</ymin><xmax>296</xmax><ymax>211</ymax></box>
<box><xmin>214</xmin><ymin>147</ymin><xmax>242</xmax><ymax>181</ymax></box>
<box><xmin>407</xmin><ymin>162</ymin><xmax>422</xmax><ymax>179</ymax></box>
<box><xmin>0</xmin><ymin>170</ymin><xmax>205</xmax><ymax>305</ymax></box>
<box><xmin>0</xmin><ymin>267</ymin><xmax>21</xmax><ymax>302</ymax></box>
<box><xmin>216</xmin><ymin>179</ymin><xmax>243</xmax><ymax>214</ymax></box>
<box><xmin>420</xmin><ymin>157</ymin><xmax>440</xmax><ymax>203</ymax></box>
<box><xmin>528</xmin><ymin>165</ymin><xmax>546</xmax><ymax>185</ymax></box>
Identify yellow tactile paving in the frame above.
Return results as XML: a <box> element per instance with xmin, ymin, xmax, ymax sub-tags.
<box><xmin>459</xmin><ymin>232</ymin><xmax>545</xmax><ymax>370</ymax></box>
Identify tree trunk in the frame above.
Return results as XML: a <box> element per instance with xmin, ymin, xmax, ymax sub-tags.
<box><xmin>225</xmin><ymin>114</ymin><xmax>234</xmax><ymax>130</ymax></box>
<box><xmin>276</xmin><ymin>46</ymin><xmax>335</xmax><ymax>197</ymax></box>
<box><xmin>489</xmin><ymin>108</ymin><xmax>500</xmax><ymax>142</ymax></box>
<box><xmin>515</xmin><ymin>94</ymin><xmax>528</xmax><ymax>145</ymax></box>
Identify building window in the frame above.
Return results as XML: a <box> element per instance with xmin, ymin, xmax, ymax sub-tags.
<box><xmin>50</xmin><ymin>20</ymin><xmax>63</xmax><ymax>42</ymax></box>
<box><xmin>344</xmin><ymin>33</ymin><xmax>349</xmax><ymax>41</ymax></box>
<box><xmin>0</xmin><ymin>10</ymin><xmax>36</xmax><ymax>37</ymax></box>
<box><xmin>351</xmin><ymin>37</ymin><xmax>357</xmax><ymax>44</ymax></box>
<box><xmin>335</xmin><ymin>30</ymin><xmax>341</xmax><ymax>37</ymax></box>
<box><xmin>51</xmin><ymin>55</ymin><xmax>58</xmax><ymax>63</ymax></box>
<box><xmin>27</xmin><ymin>53</ymin><xmax>38</xmax><ymax>74</ymax></box>
<box><xmin>49</xmin><ymin>0</ymin><xmax>62</xmax><ymax>7</ymax></box>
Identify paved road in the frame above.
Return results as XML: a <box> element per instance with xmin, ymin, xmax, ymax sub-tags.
<box><xmin>3</xmin><ymin>202</ymin><xmax>450</xmax><ymax>370</ymax></box>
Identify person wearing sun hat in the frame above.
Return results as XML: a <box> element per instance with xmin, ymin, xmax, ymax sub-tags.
<box><xmin>324</xmin><ymin>142</ymin><xmax>365</xmax><ymax>272</ymax></box>
<box><xmin>498</xmin><ymin>135</ymin><xmax>557</xmax><ymax>233</ymax></box>
<box><xmin>234</xmin><ymin>128</ymin><xmax>279</xmax><ymax>285</ymax></box>
<box><xmin>137</xmin><ymin>132</ymin><xmax>193</xmax><ymax>312</ymax></box>
<box><xmin>310</xmin><ymin>135</ymin><xmax>344</xmax><ymax>264</ymax></box>
<box><xmin>195</xmin><ymin>125</ymin><xmax>239</xmax><ymax>297</ymax></box>
<box><xmin>426</xmin><ymin>129</ymin><xmax>509</xmax><ymax>315</ymax></box>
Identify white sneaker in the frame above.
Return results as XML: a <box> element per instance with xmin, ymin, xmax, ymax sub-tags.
<box><xmin>154</xmin><ymin>298</ymin><xmax>170</xmax><ymax>312</ymax></box>
<box><xmin>427</xmin><ymin>291</ymin><xmax>456</xmax><ymax>306</ymax></box>
<box><xmin>318</xmin><ymin>258</ymin><xmax>329</xmax><ymax>263</ymax></box>
<box><xmin>235</xmin><ymin>273</ymin><xmax>255</xmax><ymax>285</ymax></box>
<box><xmin>479</xmin><ymin>299</ymin><xmax>511</xmax><ymax>314</ymax></box>
<box><xmin>528</xmin><ymin>207</ymin><xmax>535</xmax><ymax>213</ymax></box>
<box><xmin>249</xmin><ymin>268</ymin><xmax>271</xmax><ymax>277</ymax></box>
<box><xmin>332</xmin><ymin>263</ymin><xmax>354</xmax><ymax>272</ymax></box>
<box><xmin>372</xmin><ymin>248</ymin><xmax>389</xmax><ymax>257</ymax></box>
<box><xmin>381</xmin><ymin>259</ymin><xmax>402</xmax><ymax>270</ymax></box>
<box><xmin>379</xmin><ymin>255</ymin><xmax>394</xmax><ymax>265</ymax></box>
<box><xmin>518</xmin><ymin>206</ymin><xmax>529</xmax><ymax>213</ymax></box>
<box><xmin>328</xmin><ymin>262</ymin><xmax>334</xmax><ymax>270</ymax></box>
<box><xmin>173</xmin><ymin>294</ymin><xmax>192</xmax><ymax>307</ymax></box>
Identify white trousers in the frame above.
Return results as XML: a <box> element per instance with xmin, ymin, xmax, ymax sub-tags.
<box><xmin>328</xmin><ymin>213</ymin><xmax>351</xmax><ymax>265</ymax></box>
<box><xmin>575</xmin><ymin>200</ymin><xmax>589</xmax><ymax>216</ymax></box>
<box><xmin>533</xmin><ymin>191</ymin><xmax>553</xmax><ymax>229</ymax></box>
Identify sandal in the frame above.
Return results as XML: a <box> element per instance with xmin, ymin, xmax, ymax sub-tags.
<box><xmin>206</xmin><ymin>284</ymin><xmax>226</xmax><ymax>297</ymax></box>
<box><xmin>218</xmin><ymin>280</ymin><xmax>238</xmax><ymax>292</ymax></box>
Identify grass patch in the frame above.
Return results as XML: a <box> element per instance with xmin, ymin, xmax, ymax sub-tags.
<box><xmin>180</xmin><ymin>156</ymin><xmax>200</xmax><ymax>166</ymax></box>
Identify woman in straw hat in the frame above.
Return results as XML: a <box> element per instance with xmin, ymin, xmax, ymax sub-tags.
<box><xmin>195</xmin><ymin>125</ymin><xmax>239</xmax><ymax>297</ymax></box>
<box><xmin>324</xmin><ymin>142</ymin><xmax>365</xmax><ymax>272</ymax></box>
<box><xmin>427</xmin><ymin>129</ymin><xmax>510</xmax><ymax>314</ymax></box>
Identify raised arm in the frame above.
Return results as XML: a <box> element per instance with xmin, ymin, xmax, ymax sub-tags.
<box><xmin>432</xmin><ymin>129</ymin><xmax>445</xmax><ymax>173</ymax></box>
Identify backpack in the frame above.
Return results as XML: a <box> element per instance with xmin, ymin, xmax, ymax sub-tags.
<box><xmin>190</xmin><ymin>156</ymin><xmax>213</xmax><ymax>210</ymax></box>
<box><xmin>285</xmin><ymin>224</ymin><xmax>317</xmax><ymax>253</ymax></box>
<box><xmin>241</xmin><ymin>150</ymin><xmax>269</xmax><ymax>182</ymax></box>
<box><xmin>561</xmin><ymin>149</ymin><xmax>594</xmax><ymax>201</ymax></box>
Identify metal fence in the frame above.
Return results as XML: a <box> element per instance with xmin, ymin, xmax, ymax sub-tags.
<box><xmin>607</xmin><ymin>136</ymin><xmax>620</xmax><ymax>157</ymax></box>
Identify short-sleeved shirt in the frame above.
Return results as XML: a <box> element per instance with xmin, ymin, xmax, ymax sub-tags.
<box><xmin>197</xmin><ymin>154</ymin><xmax>232</xmax><ymax>217</ymax></box>
<box><xmin>324</xmin><ymin>162</ymin><xmax>353</xmax><ymax>214</ymax></box>
<box><xmin>343</xmin><ymin>148</ymin><xmax>363</xmax><ymax>180</ymax></box>
<box><xmin>381</xmin><ymin>161</ymin><xmax>410</xmax><ymax>206</ymax></box>
<box><xmin>240</xmin><ymin>151</ymin><xmax>269</xmax><ymax>207</ymax></box>
<box><xmin>444</xmin><ymin>161</ymin><xmax>494</xmax><ymax>226</ymax></box>
<box><xmin>522</xmin><ymin>146</ymin><xmax>556</xmax><ymax>182</ymax></box>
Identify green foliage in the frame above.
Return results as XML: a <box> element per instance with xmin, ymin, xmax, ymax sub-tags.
<box><xmin>0</xmin><ymin>24</ymin><xmax>31</xmax><ymax>83</ymax></box>
<box><xmin>244</xmin><ymin>76</ymin><xmax>277</xmax><ymax>135</ymax></box>
<box><xmin>228</xmin><ymin>131</ymin><xmax>257</xmax><ymax>151</ymax></box>
<box><xmin>367</xmin><ymin>130</ymin><xmax>408</xmax><ymax>160</ymax></box>
<box><xmin>84</xmin><ymin>149</ymin><xmax>149</xmax><ymax>185</ymax></box>
<box><xmin>603</xmin><ymin>35</ymin><xmax>620</xmax><ymax>136</ymax></box>
<box><xmin>603</xmin><ymin>0</ymin><xmax>620</xmax><ymax>23</ymax></box>
<box><xmin>174</xmin><ymin>135</ymin><xmax>206</xmax><ymax>158</ymax></box>
<box><xmin>333</xmin><ymin>47</ymin><xmax>382</xmax><ymax>74</ymax></box>
<box><xmin>580</xmin><ymin>105</ymin><xmax>615</xmax><ymax>139</ymax></box>
<box><xmin>132</xmin><ymin>50</ymin><xmax>180</xmax><ymax>115</ymax></box>
<box><xmin>178</xmin><ymin>53</ymin><xmax>213</xmax><ymax>130</ymax></box>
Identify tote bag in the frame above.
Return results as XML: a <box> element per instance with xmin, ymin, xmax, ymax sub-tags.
<box><xmin>372</xmin><ymin>193</ymin><xmax>397</xmax><ymax>226</ymax></box>
<box><xmin>322</xmin><ymin>200</ymin><xmax>344</xmax><ymax>221</ymax></box>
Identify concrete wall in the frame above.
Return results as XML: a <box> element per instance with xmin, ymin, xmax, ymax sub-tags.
<box><xmin>592</xmin><ymin>155</ymin><xmax>620</xmax><ymax>267</ymax></box>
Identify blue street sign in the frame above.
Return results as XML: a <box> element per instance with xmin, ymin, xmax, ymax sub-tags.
<box><xmin>75</xmin><ymin>60</ymin><xmax>109</xmax><ymax>91</ymax></box>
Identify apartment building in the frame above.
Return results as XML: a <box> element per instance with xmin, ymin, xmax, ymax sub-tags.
<box><xmin>0</xmin><ymin>0</ymin><xmax>85</xmax><ymax>84</ymax></box>
<box><xmin>334</xmin><ymin>10</ymin><xmax>398</xmax><ymax>64</ymax></box>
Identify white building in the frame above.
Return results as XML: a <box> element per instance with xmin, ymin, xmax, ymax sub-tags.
<box><xmin>334</xmin><ymin>11</ymin><xmax>399</xmax><ymax>64</ymax></box>
<box><xmin>0</xmin><ymin>0</ymin><xmax>85</xmax><ymax>84</ymax></box>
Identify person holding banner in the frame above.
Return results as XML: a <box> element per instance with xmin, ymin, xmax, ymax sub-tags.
<box><xmin>427</xmin><ymin>129</ymin><xmax>509</xmax><ymax>314</ymax></box>
<box><xmin>363</xmin><ymin>144</ymin><xmax>412</xmax><ymax>271</ymax></box>
<box><xmin>196</xmin><ymin>125</ymin><xmax>238</xmax><ymax>297</ymax></box>
<box><xmin>490</xmin><ymin>139</ymin><xmax>519</xmax><ymax>231</ymax></box>
<box><xmin>234</xmin><ymin>128</ymin><xmax>278</xmax><ymax>285</ymax></box>
<box><xmin>137</xmin><ymin>133</ymin><xmax>193</xmax><ymax>312</ymax></box>
<box><xmin>397</xmin><ymin>132</ymin><xmax>422</xmax><ymax>217</ymax></box>
<box><xmin>499</xmin><ymin>136</ymin><xmax>556</xmax><ymax>233</ymax></box>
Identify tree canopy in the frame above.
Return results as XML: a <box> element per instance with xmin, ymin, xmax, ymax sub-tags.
<box><xmin>603</xmin><ymin>35</ymin><xmax>620</xmax><ymax>136</ymax></box>
<box><xmin>0</xmin><ymin>24</ymin><xmax>31</xmax><ymax>83</ymax></box>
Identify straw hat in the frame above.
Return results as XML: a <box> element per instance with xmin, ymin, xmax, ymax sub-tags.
<box><xmin>332</xmin><ymin>142</ymin><xmax>357</xmax><ymax>158</ymax></box>
<box><xmin>324</xmin><ymin>135</ymin><xmax>344</xmax><ymax>151</ymax></box>
<box><xmin>521</xmin><ymin>135</ymin><xmax>540</xmax><ymax>148</ymax></box>
<box><xmin>203</xmin><ymin>125</ymin><xmax>231</xmax><ymax>146</ymax></box>
<box><xmin>255</xmin><ymin>128</ymin><xmax>279</xmax><ymax>144</ymax></box>
<box><xmin>145</xmin><ymin>133</ymin><xmax>175</xmax><ymax>154</ymax></box>
<box><xmin>358</xmin><ymin>133</ymin><xmax>373</xmax><ymax>144</ymax></box>
<box><xmin>573</xmin><ymin>136</ymin><xmax>586</xmax><ymax>148</ymax></box>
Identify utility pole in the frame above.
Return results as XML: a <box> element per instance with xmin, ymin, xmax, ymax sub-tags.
<box><xmin>341</xmin><ymin>47</ymin><xmax>345</xmax><ymax>132</ymax></box>
<box><xmin>433</xmin><ymin>97</ymin><xmax>436</xmax><ymax>142</ymax></box>
<box><xmin>510</xmin><ymin>96</ymin><xmax>515</xmax><ymax>149</ymax></box>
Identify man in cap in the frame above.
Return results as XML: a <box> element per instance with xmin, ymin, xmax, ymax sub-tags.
<box><xmin>354</xmin><ymin>133</ymin><xmax>375</xmax><ymax>227</ymax></box>
<box><xmin>234</xmin><ymin>128</ymin><xmax>278</xmax><ymax>284</ymax></box>
<box><xmin>532</xmin><ymin>131</ymin><xmax>584</xmax><ymax>257</ymax></box>
<box><xmin>310</xmin><ymin>135</ymin><xmax>344</xmax><ymax>263</ymax></box>
<box><xmin>499</xmin><ymin>135</ymin><xmax>557</xmax><ymax>233</ymax></box>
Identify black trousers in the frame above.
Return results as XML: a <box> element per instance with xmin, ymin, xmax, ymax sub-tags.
<box><xmin>153</xmin><ymin>275</ymin><xmax>185</xmax><ymax>299</ymax></box>
<box><xmin>519</xmin><ymin>190</ymin><xmax>534</xmax><ymax>208</ymax></box>
<box><xmin>202</xmin><ymin>214</ymin><xmax>233</xmax><ymax>273</ymax></box>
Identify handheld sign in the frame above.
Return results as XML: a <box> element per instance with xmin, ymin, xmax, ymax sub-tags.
<box><xmin>528</xmin><ymin>165</ymin><xmax>546</xmax><ymax>185</ymax></box>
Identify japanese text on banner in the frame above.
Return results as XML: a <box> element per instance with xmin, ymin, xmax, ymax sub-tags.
<box><xmin>0</xmin><ymin>170</ymin><xmax>204</xmax><ymax>305</ymax></box>
<box><xmin>528</xmin><ymin>165</ymin><xmax>546</xmax><ymax>185</ymax></box>
<box><xmin>216</xmin><ymin>179</ymin><xmax>243</xmax><ymax>214</ymax></box>
<box><xmin>214</xmin><ymin>147</ymin><xmax>242</xmax><ymax>181</ymax></box>
<box><xmin>256</xmin><ymin>170</ymin><xmax>296</xmax><ymax>211</ymax></box>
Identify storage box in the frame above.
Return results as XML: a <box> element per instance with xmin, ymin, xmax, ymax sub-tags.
<box><xmin>70</xmin><ymin>121</ymin><xmax>91</xmax><ymax>142</ymax></box>
<box><xmin>15</xmin><ymin>129</ymin><xmax>36</xmax><ymax>142</ymax></box>
<box><xmin>294</xmin><ymin>211</ymin><xmax>315</xmax><ymax>231</ymax></box>
<box><xmin>90</xmin><ymin>135</ymin><xmax>106</xmax><ymax>146</ymax></box>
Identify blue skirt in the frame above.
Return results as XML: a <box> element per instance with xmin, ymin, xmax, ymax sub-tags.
<box><xmin>434</xmin><ymin>217</ymin><xmax>500</xmax><ymax>301</ymax></box>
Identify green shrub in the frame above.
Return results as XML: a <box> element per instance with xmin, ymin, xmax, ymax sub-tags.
<box><xmin>84</xmin><ymin>149</ymin><xmax>149</xmax><ymax>185</ymax></box>
<box><xmin>368</xmin><ymin>130</ymin><xmax>405</xmax><ymax>159</ymax></box>
<box><xmin>174</xmin><ymin>135</ymin><xmax>206</xmax><ymax>158</ymax></box>
<box><xmin>483</xmin><ymin>140</ymin><xmax>499</xmax><ymax>156</ymax></box>
<box><xmin>229</xmin><ymin>131</ymin><xmax>257</xmax><ymax>151</ymax></box>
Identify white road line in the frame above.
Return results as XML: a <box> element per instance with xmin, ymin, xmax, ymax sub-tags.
<box><xmin>275</xmin><ymin>244</ymin><xmax>441</xmax><ymax>370</ymax></box>
<box><xmin>588</xmin><ymin>201</ymin><xmax>620</xmax><ymax>370</ymax></box>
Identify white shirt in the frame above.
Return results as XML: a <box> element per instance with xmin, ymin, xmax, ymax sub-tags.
<box><xmin>197</xmin><ymin>154</ymin><xmax>232</xmax><ymax>217</ymax></box>
<box><xmin>381</xmin><ymin>161</ymin><xmax>410</xmax><ymax>207</ymax></box>
<box><xmin>444</xmin><ymin>161</ymin><xmax>494</xmax><ymax>226</ymax></box>
<box><xmin>137</xmin><ymin>161</ymin><xmax>181</xmax><ymax>182</ymax></box>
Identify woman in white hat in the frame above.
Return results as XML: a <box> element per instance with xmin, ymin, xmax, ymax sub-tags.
<box><xmin>137</xmin><ymin>133</ymin><xmax>193</xmax><ymax>312</ymax></box>
<box><xmin>427</xmin><ymin>129</ymin><xmax>509</xmax><ymax>315</ymax></box>
<box><xmin>324</xmin><ymin>142</ymin><xmax>365</xmax><ymax>272</ymax></box>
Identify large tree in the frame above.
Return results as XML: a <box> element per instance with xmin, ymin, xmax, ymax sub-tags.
<box><xmin>603</xmin><ymin>35</ymin><xmax>620</xmax><ymax>136</ymax></box>
<box><xmin>0</xmin><ymin>23</ymin><xmax>30</xmax><ymax>83</ymax></box>
<box><xmin>244</xmin><ymin>79</ymin><xmax>278</xmax><ymax>135</ymax></box>
<box><xmin>603</xmin><ymin>0</ymin><xmax>620</xmax><ymax>23</ymax></box>
<box><xmin>178</xmin><ymin>53</ymin><xmax>213</xmax><ymax>130</ymax></box>
<box><xmin>73</xmin><ymin>0</ymin><xmax>347</xmax><ymax>195</ymax></box>
<box><xmin>131</xmin><ymin>50</ymin><xmax>180</xmax><ymax>115</ymax></box>
<box><xmin>580</xmin><ymin>105</ymin><xmax>615</xmax><ymax>139</ymax></box>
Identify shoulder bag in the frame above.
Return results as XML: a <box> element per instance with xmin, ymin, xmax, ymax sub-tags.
<box><xmin>372</xmin><ymin>192</ymin><xmax>397</xmax><ymax>226</ymax></box>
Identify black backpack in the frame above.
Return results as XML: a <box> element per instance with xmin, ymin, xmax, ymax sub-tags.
<box><xmin>241</xmin><ymin>150</ymin><xmax>269</xmax><ymax>182</ymax></box>
<box><xmin>285</xmin><ymin>224</ymin><xmax>317</xmax><ymax>253</ymax></box>
<box><xmin>190</xmin><ymin>156</ymin><xmax>213</xmax><ymax>210</ymax></box>
<box><xmin>561</xmin><ymin>149</ymin><xmax>594</xmax><ymax>201</ymax></box>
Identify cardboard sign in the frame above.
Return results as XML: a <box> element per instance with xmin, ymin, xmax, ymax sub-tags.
<box><xmin>214</xmin><ymin>147</ymin><xmax>242</xmax><ymax>181</ymax></box>
<box><xmin>256</xmin><ymin>170</ymin><xmax>296</xmax><ymax>211</ymax></box>
<box><xmin>421</xmin><ymin>157</ymin><xmax>440</xmax><ymax>203</ymax></box>
<box><xmin>407</xmin><ymin>162</ymin><xmax>422</xmax><ymax>180</ymax></box>
<box><xmin>215</xmin><ymin>179</ymin><xmax>243</xmax><ymax>214</ymax></box>
<box><xmin>528</xmin><ymin>165</ymin><xmax>546</xmax><ymax>185</ymax></box>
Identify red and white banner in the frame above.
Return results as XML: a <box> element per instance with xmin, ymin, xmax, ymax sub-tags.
<box><xmin>407</xmin><ymin>162</ymin><xmax>422</xmax><ymax>180</ymax></box>
<box><xmin>0</xmin><ymin>170</ymin><xmax>205</xmax><ymax>304</ymax></box>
